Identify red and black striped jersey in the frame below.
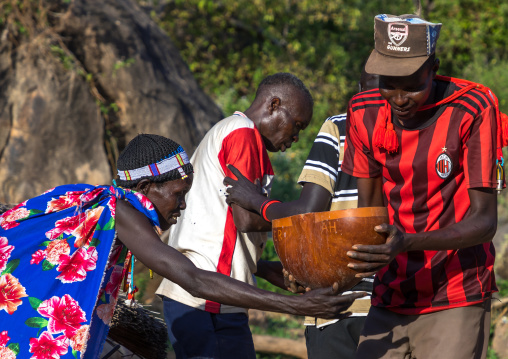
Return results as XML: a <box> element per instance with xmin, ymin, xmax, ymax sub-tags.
<box><xmin>342</xmin><ymin>78</ymin><xmax>498</xmax><ymax>315</ymax></box>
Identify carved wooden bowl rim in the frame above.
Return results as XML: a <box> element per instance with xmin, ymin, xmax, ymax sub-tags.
<box><xmin>272</xmin><ymin>206</ymin><xmax>389</xmax><ymax>227</ymax></box>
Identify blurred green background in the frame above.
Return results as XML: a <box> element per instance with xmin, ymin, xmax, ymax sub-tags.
<box><xmin>150</xmin><ymin>0</ymin><xmax>508</xmax><ymax>203</ymax></box>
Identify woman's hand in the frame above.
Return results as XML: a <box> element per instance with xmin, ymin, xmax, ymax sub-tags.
<box><xmin>292</xmin><ymin>286</ymin><xmax>367</xmax><ymax>319</ymax></box>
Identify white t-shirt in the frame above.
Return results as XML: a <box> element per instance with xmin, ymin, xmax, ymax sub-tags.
<box><xmin>156</xmin><ymin>112</ymin><xmax>274</xmax><ymax>314</ymax></box>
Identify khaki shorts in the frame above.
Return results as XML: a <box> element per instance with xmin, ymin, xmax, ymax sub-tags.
<box><xmin>355</xmin><ymin>299</ymin><xmax>491</xmax><ymax>359</ymax></box>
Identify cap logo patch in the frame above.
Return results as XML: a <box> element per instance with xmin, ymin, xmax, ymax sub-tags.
<box><xmin>436</xmin><ymin>153</ymin><xmax>453</xmax><ymax>179</ymax></box>
<box><xmin>388</xmin><ymin>23</ymin><xmax>410</xmax><ymax>50</ymax></box>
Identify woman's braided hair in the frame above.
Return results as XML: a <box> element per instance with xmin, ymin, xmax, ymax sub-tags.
<box><xmin>115</xmin><ymin>134</ymin><xmax>193</xmax><ymax>188</ymax></box>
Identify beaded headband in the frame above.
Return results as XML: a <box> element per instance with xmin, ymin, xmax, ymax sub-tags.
<box><xmin>117</xmin><ymin>146</ymin><xmax>190</xmax><ymax>181</ymax></box>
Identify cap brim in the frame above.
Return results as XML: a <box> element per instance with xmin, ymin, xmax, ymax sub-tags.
<box><xmin>365</xmin><ymin>49</ymin><xmax>429</xmax><ymax>77</ymax></box>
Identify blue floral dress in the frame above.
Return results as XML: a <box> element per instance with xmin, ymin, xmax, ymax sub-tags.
<box><xmin>0</xmin><ymin>184</ymin><xmax>160</xmax><ymax>359</ymax></box>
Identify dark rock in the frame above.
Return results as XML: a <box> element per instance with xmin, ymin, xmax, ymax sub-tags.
<box><xmin>0</xmin><ymin>0</ymin><xmax>222</xmax><ymax>204</ymax></box>
<box><xmin>0</xmin><ymin>39</ymin><xmax>111</xmax><ymax>203</ymax></box>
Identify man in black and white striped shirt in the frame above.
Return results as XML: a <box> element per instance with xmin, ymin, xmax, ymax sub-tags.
<box><xmin>297</xmin><ymin>112</ymin><xmax>373</xmax><ymax>359</ymax></box>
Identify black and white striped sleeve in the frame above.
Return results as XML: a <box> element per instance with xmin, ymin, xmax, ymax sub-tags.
<box><xmin>297</xmin><ymin>114</ymin><xmax>345</xmax><ymax>194</ymax></box>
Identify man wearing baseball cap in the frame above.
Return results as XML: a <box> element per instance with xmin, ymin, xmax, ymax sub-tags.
<box><xmin>342</xmin><ymin>13</ymin><xmax>504</xmax><ymax>358</ymax></box>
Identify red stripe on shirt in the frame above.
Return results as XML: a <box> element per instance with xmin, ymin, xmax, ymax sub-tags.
<box><xmin>204</xmin><ymin>206</ymin><xmax>238</xmax><ymax>313</ymax></box>
<box><xmin>397</xmin><ymin>129</ymin><xmax>418</xmax><ymax>234</ymax></box>
<box><xmin>207</xmin><ymin>126</ymin><xmax>273</xmax><ymax>313</ymax></box>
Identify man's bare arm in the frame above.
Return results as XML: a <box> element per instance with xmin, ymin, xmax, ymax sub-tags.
<box><xmin>115</xmin><ymin>200</ymin><xmax>365</xmax><ymax>318</ymax></box>
<box><xmin>348</xmin><ymin>187</ymin><xmax>497</xmax><ymax>277</ymax></box>
<box><xmin>224</xmin><ymin>164</ymin><xmax>332</xmax><ymax>221</ymax></box>
<box><xmin>357</xmin><ymin>177</ymin><xmax>384</xmax><ymax>208</ymax></box>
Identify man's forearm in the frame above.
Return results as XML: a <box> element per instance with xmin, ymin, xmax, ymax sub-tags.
<box><xmin>403</xmin><ymin>213</ymin><xmax>496</xmax><ymax>251</ymax></box>
<box><xmin>232</xmin><ymin>203</ymin><xmax>271</xmax><ymax>232</ymax></box>
<box><xmin>255</xmin><ymin>260</ymin><xmax>287</xmax><ymax>290</ymax></box>
<box><xmin>347</xmin><ymin>188</ymin><xmax>497</xmax><ymax>276</ymax></box>
<box><xmin>403</xmin><ymin>187</ymin><xmax>497</xmax><ymax>251</ymax></box>
<box><xmin>265</xmin><ymin>183</ymin><xmax>331</xmax><ymax>220</ymax></box>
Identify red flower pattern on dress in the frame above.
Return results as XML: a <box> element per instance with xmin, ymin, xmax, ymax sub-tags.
<box><xmin>134</xmin><ymin>192</ymin><xmax>154</xmax><ymax>211</ymax></box>
<box><xmin>79</xmin><ymin>188</ymin><xmax>103</xmax><ymax>204</ymax></box>
<box><xmin>45</xmin><ymin>192</ymin><xmax>82</xmax><ymax>213</ymax></box>
<box><xmin>0</xmin><ymin>331</ymin><xmax>10</xmax><ymax>346</ymax></box>
<box><xmin>70</xmin><ymin>325</ymin><xmax>89</xmax><ymax>352</ymax></box>
<box><xmin>56</xmin><ymin>247</ymin><xmax>98</xmax><ymax>283</ymax></box>
<box><xmin>0</xmin><ymin>237</ymin><xmax>14</xmax><ymax>273</ymax></box>
<box><xmin>45</xmin><ymin>240</ymin><xmax>70</xmax><ymax>266</ymax></box>
<box><xmin>0</xmin><ymin>207</ymin><xmax>30</xmax><ymax>230</ymax></box>
<box><xmin>96</xmin><ymin>296</ymin><xmax>117</xmax><ymax>325</ymax></box>
<box><xmin>30</xmin><ymin>250</ymin><xmax>46</xmax><ymax>265</ymax></box>
<box><xmin>37</xmin><ymin>294</ymin><xmax>86</xmax><ymax>338</ymax></box>
<box><xmin>104</xmin><ymin>265</ymin><xmax>124</xmax><ymax>300</ymax></box>
<box><xmin>0</xmin><ymin>347</ymin><xmax>16</xmax><ymax>359</ymax></box>
<box><xmin>72</xmin><ymin>207</ymin><xmax>104</xmax><ymax>248</ymax></box>
<box><xmin>45</xmin><ymin>215</ymin><xmax>81</xmax><ymax>240</ymax></box>
<box><xmin>106</xmin><ymin>243</ymin><xmax>123</xmax><ymax>270</ymax></box>
<box><xmin>107</xmin><ymin>196</ymin><xmax>116</xmax><ymax>218</ymax></box>
<box><xmin>0</xmin><ymin>273</ymin><xmax>28</xmax><ymax>314</ymax></box>
<box><xmin>29</xmin><ymin>331</ymin><xmax>68</xmax><ymax>359</ymax></box>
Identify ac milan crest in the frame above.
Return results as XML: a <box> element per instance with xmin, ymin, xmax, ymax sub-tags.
<box><xmin>436</xmin><ymin>153</ymin><xmax>453</xmax><ymax>179</ymax></box>
<box><xmin>388</xmin><ymin>23</ymin><xmax>409</xmax><ymax>46</ymax></box>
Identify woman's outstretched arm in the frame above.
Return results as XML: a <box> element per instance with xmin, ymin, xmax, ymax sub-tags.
<box><xmin>116</xmin><ymin>200</ymin><xmax>364</xmax><ymax>318</ymax></box>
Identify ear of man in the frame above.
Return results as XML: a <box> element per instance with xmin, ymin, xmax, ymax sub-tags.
<box><xmin>432</xmin><ymin>58</ymin><xmax>440</xmax><ymax>75</ymax></box>
<box><xmin>269</xmin><ymin>97</ymin><xmax>281</xmax><ymax>114</ymax></box>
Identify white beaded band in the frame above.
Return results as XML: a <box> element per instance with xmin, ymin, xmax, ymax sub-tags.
<box><xmin>117</xmin><ymin>147</ymin><xmax>190</xmax><ymax>181</ymax></box>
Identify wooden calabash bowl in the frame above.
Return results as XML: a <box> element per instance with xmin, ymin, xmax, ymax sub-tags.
<box><xmin>272</xmin><ymin>207</ymin><xmax>389</xmax><ymax>291</ymax></box>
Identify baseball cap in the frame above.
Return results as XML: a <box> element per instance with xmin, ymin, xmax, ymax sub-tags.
<box><xmin>365</xmin><ymin>14</ymin><xmax>442</xmax><ymax>77</ymax></box>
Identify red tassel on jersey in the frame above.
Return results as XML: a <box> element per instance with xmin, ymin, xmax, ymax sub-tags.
<box><xmin>384</xmin><ymin>121</ymin><xmax>399</xmax><ymax>153</ymax></box>
<box><xmin>374</xmin><ymin>103</ymin><xmax>399</xmax><ymax>153</ymax></box>
<box><xmin>373</xmin><ymin>124</ymin><xmax>387</xmax><ymax>149</ymax></box>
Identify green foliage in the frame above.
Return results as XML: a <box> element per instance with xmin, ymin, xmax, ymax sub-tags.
<box><xmin>50</xmin><ymin>44</ymin><xmax>75</xmax><ymax>70</ymax></box>
<box><xmin>251</xmin><ymin>315</ymin><xmax>302</xmax><ymax>339</ymax></box>
<box><xmin>112</xmin><ymin>57</ymin><xmax>136</xmax><ymax>77</ymax></box>
<box><xmin>496</xmin><ymin>278</ymin><xmax>508</xmax><ymax>297</ymax></box>
<box><xmin>96</xmin><ymin>99</ymin><xmax>120</xmax><ymax>116</ymax></box>
<box><xmin>257</xmin><ymin>240</ymin><xmax>287</xmax><ymax>294</ymax></box>
<box><xmin>154</xmin><ymin>0</ymin><xmax>508</xmax><ymax>201</ymax></box>
<box><xmin>154</xmin><ymin>0</ymin><xmax>411</xmax><ymax>198</ymax></box>
<box><xmin>41</xmin><ymin>260</ymin><xmax>56</xmax><ymax>271</ymax></box>
<box><xmin>462</xmin><ymin>59</ymin><xmax>508</xmax><ymax>114</ymax></box>
<box><xmin>487</xmin><ymin>348</ymin><xmax>499</xmax><ymax>359</ymax></box>
<box><xmin>133</xmin><ymin>270</ymin><xmax>151</xmax><ymax>300</ymax></box>
<box><xmin>0</xmin><ymin>0</ymin><xmax>69</xmax><ymax>41</ymax></box>
<box><xmin>0</xmin><ymin>0</ymin><xmax>46</xmax><ymax>38</ymax></box>
<box><xmin>429</xmin><ymin>0</ymin><xmax>508</xmax><ymax>78</ymax></box>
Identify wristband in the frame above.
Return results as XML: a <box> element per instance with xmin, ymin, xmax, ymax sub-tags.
<box><xmin>261</xmin><ymin>200</ymin><xmax>281</xmax><ymax>222</ymax></box>
<box><xmin>259</xmin><ymin>199</ymin><xmax>271</xmax><ymax>215</ymax></box>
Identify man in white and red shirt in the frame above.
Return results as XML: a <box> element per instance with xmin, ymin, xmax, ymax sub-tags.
<box><xmin>156</xmin><ymin>73</ymin><xmax>314</xmax><ymax>359</ymax></box>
